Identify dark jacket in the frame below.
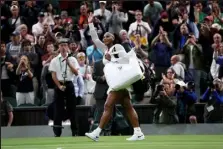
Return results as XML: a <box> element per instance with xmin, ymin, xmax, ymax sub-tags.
<box><xmin>92</xmin><ymin>60</ymin><xmax>109</xmax><ymax>100</ymax></box>
<box><xmin>182</xmin><ymin>43</ymin><xmax>203</xmax><ymax>70</ymax></box>
<box><xmin>8</xmin><ymin>16</ymin><xmax>28</xmax><ymax>34</ymax></box>
<box><xmin>155</xmin><ymin>95</ymin><xmax>179</xmax><ymax>124</ymax></box>
<box><xmin>201</xmin><ymin>89</ymin><xmax>223</xmax><ymax>123</ymax></box>
<box><xmin>176</xmin><ymin>90</ymin><xmax>197</xmax><ymax>122</ymax></box>
<box><xmin>1</xmin><ymin>53</ymin><xmax>17</xmax><ymax>84</ymax></box>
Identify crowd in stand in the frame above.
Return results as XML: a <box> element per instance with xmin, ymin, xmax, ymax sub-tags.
<box><xmin>1</xmin><ymin>0</ymin><xmax>223</xmax><ymax>126</ymax></box>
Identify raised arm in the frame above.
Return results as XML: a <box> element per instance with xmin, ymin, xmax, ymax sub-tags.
<box><xmin>88</xmin><ymin>13</ymin><xmax>107</xmax><ymax>54</ymax></box>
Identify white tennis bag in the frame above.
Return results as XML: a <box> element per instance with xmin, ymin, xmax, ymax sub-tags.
<box><xmin>104</xmin><ymin>45</ymin><xmax>143</xmax><ymax>90</ymax></box>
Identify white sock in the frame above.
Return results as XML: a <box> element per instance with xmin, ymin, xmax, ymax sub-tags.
<box><xmin>133</xmin><ymin>127</ymin><xmax>142</xmax><ymax>135</ymax></box>
<box><xmin>94</xmin><ymin>127</ymin><xmax>102</xmax><ymax>135</ymax></box>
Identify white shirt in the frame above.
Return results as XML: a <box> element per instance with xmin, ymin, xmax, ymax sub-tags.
<box><xmin>93</xmin><ymin>9</ymin><xmax>111</xmax><ymax>27</ymax></box>
<box><xmin>1</xmin><ymin>65</ymin><xmax>9</xmax><ymax>80</ymax></box>
<box><xmin>32</xmin><ymin>22</ymin><xmax>44</xmax><ymax>37</ymax></box>
<box><xmin>12</xmin><ymin>17</ymin><xmax>21</xmax><ymax>28</ymax></box>
<box><xmin>128</xmin><ymin>21</ymin><xmax>151</xmax><ymax>39</ymax></box>
<box><xmin>49</xmin><ymin>53</ymin><xmax>80</xmax><ymax>81</ymax></box>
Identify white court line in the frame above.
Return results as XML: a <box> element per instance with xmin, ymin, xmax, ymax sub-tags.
<box><xmin>2</xmin><ymin>145</ymin><xmax>223</xmax><ymax>149</ymax></box>
<box><xmin>2</xmin><ymin>142</ymin><xmax>223</xmax><ymax>148</ymax></box>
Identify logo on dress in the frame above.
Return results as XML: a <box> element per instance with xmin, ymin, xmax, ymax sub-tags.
<box><xmin>118</xmin><ymin>66</ymin><xmax>122</xmax><ymax>70</ymax></box>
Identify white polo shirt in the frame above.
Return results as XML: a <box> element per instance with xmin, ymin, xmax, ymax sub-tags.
<box><xmin>49</xmin><ymin>53</ymin><xmax>80</xmax><ymax>81</ymax></box>
<box><xmin>32</xmin><ymin>22</ymin><xmax>43</xmax><ymax>37</ymax></box>
<box><xmin>128</xmin><ymin>21</ymin><xmax>151</xmax><ymax>39</ymax></box>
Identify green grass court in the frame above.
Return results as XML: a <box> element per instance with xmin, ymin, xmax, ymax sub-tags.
<box><xmin>2</xmin><ymin>135</ymin><xmax>223</xmax><ymax>149</ymax></box>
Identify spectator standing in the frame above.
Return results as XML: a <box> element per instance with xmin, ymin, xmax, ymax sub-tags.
<box><xmin>77</xmin><ymin>52</ymin><xmax>95</xmax><ymax>106</ymax></box>
<box><xmin>21</xmin><ymin>0</ymin><xmax>39</xmax><ymax>30</ymax></box>
<box><xmin>32</xmin><ymin>12</ymin><xmax>45</xmax><ymax>38</ymax></box>
<box><xmin>170</xmin><ymin>55</ymin><xmax>185</xmax><ymax>81</ymax></box>
<box><xmin>8</xmin><ymin>5</ymin><xmax>28</xmax><ymax>34</ymax></box>
<box><xmin>41</xmin><ymin>51</ymin><xmax>57</xmax><ymax>105</ymax></box>
<box><xmin>128</xmin><ymin>10</ymin><xmax>151</xmax><ymax>48</ymax></box>
<box><xmin>1</xmin><ymin>41</ymin><xmax>16</xmax><ymax>97</ymax></box>
<box><xmin>93</xmin><ymin>1</ymin><xmax>111</xmax><ymax>29</ymax></box>
<box><xmin>6</xmin><ymin>31</ymin><xmax>22</xmax><ymax>64</ymax></box>
<box><xmin>17</xmin><ymin>24</ymin><xmax>35</xmax><ymax>44</ymax></box>
<box><xmin>201</xmin><ymin>79</ymin><xmax>223</xmax><ymax>123</ymax></box>
<box><xmin>1</xmin><ymin>1</ymin><xmax>11</xmax><ymax>42</ymax></box>
<box><xmin>107</xmin><ymin>2</ymin><xmax>128</xmax><ymax>36</ymax></box>
<box><xmin>151</xmin><ymin>30</ymin><xmax>173</xmax><ymax>80</ymax></box>
<box><xmin>86</xmin><ymin>43</ymin><xmax>103</xmax><ymax>65</ymax></box>
<box><xmin>210</xmin><ymin>3</ymin><xmax>223</xmax><ymax>27</ymax></box>
<box><xmin>16</xmin><ymin>55</ymin><xmax>34</xmax><ymax>106</ymax></box>
<box><xmin>43</xmin><ymin>3</ymin><xmax>55</xmax><ymax>27</ymax></box>
<box><xmin>182</xmin><ymin>33</ymin><xmax>203</xmax><ymax>99</ymax></box>
<box><xmin>78</xmin><ymin>5</ymin><xmax>89</xmax><ymax>30</ymax></box>
<box><xmin>119</xmin><ymin>29</ymin><xmax>132</xmax><ymax>53</ymax></box>
<box><xmin>143</xmin><ymin>0</ymin><xmax>163</xmax><ymax>27</ymax></box>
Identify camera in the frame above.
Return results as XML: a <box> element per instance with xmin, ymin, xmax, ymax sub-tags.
<box><xmin>157</xmin><ymin>84</ymin><xmax>164</xmax><ymax>92</ymax></box>
<box><xmin>187</xmin><ymin>81</ymin><xmax>195</xmax><ymax>90</ymax></box>
<box><xmin>175</xmin><ymin>84</ymin><xmax>181</xmax><ymax>90</ymax></box>
<box><xmin>95</xmin><ymin>15</ymin><xmax>104</xmax><ymax>20</ymax></box>
<box><xmin>208</xmin><ymin>82</ymin><xmax>218</xmax><ymax>90</ymax></box>
<box><xmin>188</xmin><ymin>35</ymin><xmax>193</xmax><ymax>38</ymax></box>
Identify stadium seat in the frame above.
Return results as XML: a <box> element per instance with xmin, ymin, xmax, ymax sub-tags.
<box><xmin>17</xmin><ymin>103</ymin><xmax>37</xmax><ymax>107</ymax></box>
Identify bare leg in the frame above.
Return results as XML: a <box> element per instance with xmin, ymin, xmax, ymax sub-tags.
<box><xmin>99</xmin><ymin>91</ymin><xmax>120</xmax><ymax>129</ymax></box>
<box><xmin>120</xmin><ymin>90</ymin><xmax>144</xmax><ymax>141</ymax></box>
<box><xmin>85</xmin><ymin>90</ymin><xmax>144</xmax><ymax>141</ymax></box>
<box><xmin>120</xmin><ymin>91</ymin><xmax>139</xmax><ymax>128</ymax></box>
<box><xmin>85</xmin><ymin>91</ymin><xmax>121</xmax><ymax>141</ymax></box>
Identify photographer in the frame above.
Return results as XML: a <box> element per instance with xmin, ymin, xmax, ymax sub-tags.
<box><xmin>107</xmin><ymin>1</ymin><xmax>128</xmax><ymax>36</ymax></box>
<box><xmin>176</xmin><ymin>81</ymin><xmax>197</xmax><ymax>124</ymax></box>
<box><xmin>201</xmin><ymin>79</ymin><xmax>223</xmax><ymax>123</ymax></box>
<box><xmin>93</xmin><ymin>1</ymin><xmax>111</xmax><ymax>28</ymax></box>
<box><xmin>152</xmin><ymin>83</ymin><xmax>178</xmax><ymax>124</ymax></box>
<box><xmin>16</xmin><ymin>55</ymin><xmax>34</xmax><ymax>106</ymax></box>
<box><xmin>182</xmin><ymin>33</ymin><xmax>203</xmax><ymax>99</ymax></box>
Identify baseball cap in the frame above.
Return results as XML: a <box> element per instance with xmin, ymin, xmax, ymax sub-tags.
<box><xmin>99</xmin><ymin>1</ymin><xmax>106</xmax><ymax>4</ymax></box>
<box><xmin>11</xmin><ymin>31</ymin><xmax>20</xmax><ymax>36</ymax></box>
<box><xmin>38</xmin><ymin>12</ymin><xmax>45</xmax><ymax>17</ymax></box>
<box><xmin>58</xmin><ymin>38</ymin><xmax>69</xmax><ymax>44</ymax></box>
<box><xmin>54</xmin><ymin>15</ymin><xmax>60</xmax><ymax>19</ymax></box>
<box><xmin>161</xmin><ymin>11</ymin><xmax>169</xmax><ymax>22</ymax></box>
<box><xmin>204</xmin><ymin>15</ymin><xmax>213</xmax><ymax>22</ymax></box>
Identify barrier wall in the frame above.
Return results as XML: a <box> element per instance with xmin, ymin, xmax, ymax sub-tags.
<box><xmin>2</xmin><ymin>124</ymin><xmax>223</xmax><ymax>138</ymax></box>
<box><xmin>11</xmin><ymin>103</ymin><xmax>210</xmax><ymax>127</ymax></box>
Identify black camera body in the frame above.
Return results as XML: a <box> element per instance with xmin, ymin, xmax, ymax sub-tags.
<box><xmin>157</xmin><ymin>84</ymin><xmax>164</xmax><ymax>92</ymax></box>
<box><xmin>187</xmin><ymin>81</ymin><xmax>195</xmax><ymax>90</ymax></box>
<box><xmin>175</xmin><ymin>84</ymin><xmax>181</xmax><ymax>90</ymax></box>
<box><xmin>208</xmin><ymin>82</ymin><xmax>218</xmax><ymax>90</ymax></box>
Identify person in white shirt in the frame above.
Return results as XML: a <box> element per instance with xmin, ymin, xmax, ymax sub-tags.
<box><xmin>128</xmin><ymin>10</ymin><xmax>151</xmax><ymax>47</ymax></box>
<box><xmin>93</xmin><ymin>1</ymin><xmax>111</xmax><ymax>28</ymax></box>
<box><xmin>49</xmin><ymin>38</ymin><xmax>79</xmax><ymax>137</ymax></box>
<box><xmin>32</xmin><ymin>12</ymin><xmax>45</xmax><ymax>37</ymax></box>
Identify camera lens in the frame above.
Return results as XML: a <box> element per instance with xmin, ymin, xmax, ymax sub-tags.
<box><xmin>175</xmin><ymin>84</ymin><xmax>180</xmax><ymax>90</ymax></box>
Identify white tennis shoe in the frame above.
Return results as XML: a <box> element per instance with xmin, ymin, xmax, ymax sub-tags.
<box><xmin>126</xmin><ymin>133</ymin><xmax>145</xmax><ymax>141</ymax></box>
<box><xmin>85</xmin><ymin>132</ymin><xmax>99</xmax><ymax>142</ymax></box>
